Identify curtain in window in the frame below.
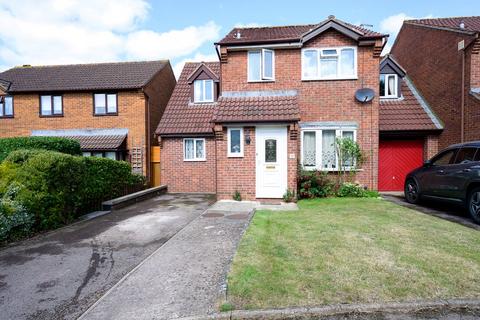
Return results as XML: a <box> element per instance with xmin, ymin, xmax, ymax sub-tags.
<box><xmin>303</xmin><ymin>132</ymin><xmax>316</xmax><ymax>166</ymax></box>
<box><xmin>342</xmin><ymin>131</ymin><xmax>354</xmax><ymax>167</ymax></box>
<box><xmin>107</xmin><ymin>94</ymin><xmax>117</xmax><ymax>113</ymax></box>
<box><xmin>53</xmin><ymin>96</ymin><xmax>62</xmax><ymax>114</ymax></box>
<box><xmin>195</xmin><ymin>139</ymin><xmax>205</xmax><ymax>158</ymax></box>
<box><xmin>185</xmin><ymin>139</ymin><xmax>194</xmax><ymax>159</ymax></box>
<box><xmin>230</xmin><ymin>130</ymin><xmax>241</xmax><ymax>153</ymax></box>
<box><xmin>387</xmin><ymin>76</ymin><xmax>396</xmax><ymax>96</ymax></box>
<box><xmin>94</xmin><ymin>94</ymin><xmax>106</xmax><ymax>114</ymax></box>
<box><xmin>320</xmin><ymin>57</ymin><xmax>337</xmax><ymax>78</ymax></box>
<box><xmin>322</xmin><ymin>130</ymin><xmax>336</xmax><ymax>169</ymax></box>
<box><xmin>4</xmin><ymin>97</ymin><xmax>12</xmax><ymax>115</ymax></box>
<box><xmin>41</xmin><ymin>96</ymin><xmax>52</xmax><ymax>115</ymax></box>
<box><xmin>194</xmin><ymin>81</ymin><xmax>203</xmax><ymax>102</ymax></box>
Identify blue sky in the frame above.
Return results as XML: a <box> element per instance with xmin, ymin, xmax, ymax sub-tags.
<box><xmin>0</xmin><ymin>0</ymin><xmax>477</xmax><ymax>77</ymax></box>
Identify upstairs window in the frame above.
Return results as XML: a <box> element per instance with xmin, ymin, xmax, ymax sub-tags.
<box><xmin>0</xmin><ymin>96</ymin><xmax>13</xmax><ymax>118</ymax></box>
<box><xmin>40</xmin><ymin>95</ymin><xmax>63</xmax><ymax>116</ymax></box>
<box><xmin>94</xmin><ymin>93</ymin><xmax>117</xmax><ymax>115</ymax></box>
<box><xmin>302</xmin><ymin>47</ymin><xmax>356</xmax><ymax>80</ymax></box>
<box><xmin>194</xmin><ymin>80</ymin><xmax>214</xmax><ymax>103</ymax></box>
<box><xmin>248</xmin><ymin>49</ymin><xmax>274</xmax><ymax>81</ymax></box>
<box><xmin>380</xmin><ymin>74</ymin><xmax>398</xmax><ymax>98</ymax></box>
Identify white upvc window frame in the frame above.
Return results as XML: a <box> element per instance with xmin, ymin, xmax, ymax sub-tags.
<box><xmin>301</xmin><ymin>46</ymin><xmax>357</xmax><ymax>81</ymax></box>
<box><xmin>380</xmin><ymin>74</ymin><xmax>398</xmax><ymax>98</ymax></box>
<box><xmin>193</xmin><ymin>79</ymin><xmax>214</xmax><ymax>103</ymax></box>
<box><xmin>227</xmin><ymin>127</ymin><xmax>244</xmax><ymax>157</ymax></box>
<box><xmin>300</xmin><ymin>127</ymin><xmax>357</xmax><ymax>171</ymax></box>
<box><xmin>247</xmin><ymin>49</ymin><xmax>275</xmax><ymax>82</ymax></box>
<box><xmin>183</xmin><ymin>138</ymin><xmax>206</xmax><ymax>161</ymax></box>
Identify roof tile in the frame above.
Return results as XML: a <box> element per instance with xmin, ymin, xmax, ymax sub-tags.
<box><xmin>0</xmin><ymin>60</ymin><xmax>169</xmax><ymax>92</ymax></box>
<box><xmin>407</xmin><ymin>16</ymin><xmax>480</xmax><ymax>33</ymax></box>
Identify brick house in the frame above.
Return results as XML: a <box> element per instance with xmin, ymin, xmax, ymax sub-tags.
<box><xmin>391</xmin><ymin>16</ymin><xmax>480</xmax><ymax>150</ymax></box>
<box><xmin>0</xmin><ymin>61</ymin><xmax>176</xmax><ymax>183</ymax></box>
<box><xmin>156</xmin><ymin>16</ymin><xmax>443</xmax><ymax>198</ymax></box>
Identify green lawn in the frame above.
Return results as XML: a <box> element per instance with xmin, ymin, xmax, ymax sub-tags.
<box><xmin>226</xmin><ymin>198</ymin><xmax>480</xmax><ymax>310</ymax></box>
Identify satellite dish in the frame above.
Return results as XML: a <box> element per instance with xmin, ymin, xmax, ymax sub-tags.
<box><xmin>355</xmin><ymin>88</ymin><xmax>375</xmax><ymax>103</ymax></box>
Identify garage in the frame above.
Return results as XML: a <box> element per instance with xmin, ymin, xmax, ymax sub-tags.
<box><xmin>378</xmin><ymin>139</ymin><xmax>424</xmax><ymax>191</ymax></box>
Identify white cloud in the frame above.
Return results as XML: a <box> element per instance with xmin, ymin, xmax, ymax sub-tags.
<box><xmin>125</xmin><ymin>21</ymin><xmax>220</xmax><ymax>60</ymax></box>
<box><xmin>0</xmin><ymin>0</ymin><xmax>220</xmax><ymax>69</ymax></box>
<box><xmin>172</xmin><ymin>52</ymin><xmax>219</xmax><ymax>79</ymax></box>
<box><xmin>380</xmin><ymin>13</ymin><xmax>434</xmax><ymax>54</ymax></box>
<box><xmin>233</xmin><ymin>22</ymin><xmax>266</xmax><ymax>28</ymax></box>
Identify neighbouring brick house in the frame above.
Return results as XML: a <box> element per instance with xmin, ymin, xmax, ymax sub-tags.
<box><xmin>391</xmin><ymin>16</ymin><xmax>480</xmax><ymax>150</ymax></box>
<box><xmin>156</xmin><ymin>16</ymin><xmax>443</xmax><ymax>198</ymax></box>
<box><xmin>0</xmin><ymin>61</ymin><xmax>176</xmax><ymax>183</ymax></box>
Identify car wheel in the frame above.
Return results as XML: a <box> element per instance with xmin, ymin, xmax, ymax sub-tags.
<box><xmin>468</xmin><ymin>187</ymin><xmax>480</xmax><ymax>224</ymax></box>
<box><xmin>405</xmin><ymin>179</ymin><xmax>421</xmax><ymax>204</ymax></box>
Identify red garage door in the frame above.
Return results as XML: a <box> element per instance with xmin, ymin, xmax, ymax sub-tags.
<box><xmin>379</xmin><ymin>140</ymin><xmax>424</xmax><ymax>191</ymax></box>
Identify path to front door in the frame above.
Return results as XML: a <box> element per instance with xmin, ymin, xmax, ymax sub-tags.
<box><xmin>255</xmin><ymin>126</ymin><xmax>288</xmax><ymax>198</ymax></box>
<box><xmin>79</xmin><ymin>198</ymin><xmax>254</xmax><ymax>320</ymax></box>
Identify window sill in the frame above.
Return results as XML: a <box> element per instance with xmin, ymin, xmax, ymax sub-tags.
<box><xmin>94</xmin><ymin>113</ymin><xmax>118</xmax><ymax>117</ymax></box>
<box><xmin>380</xmin><ymin>96</ymin><xmax>401</xmax><ymax>100</ymax></box>
<box><xmin>227</xmin><ymin>154</ymin><xmax>244</xmax><ymax>158</ymax></box>
<box><xmin>303</xmin><ymin>166</ymin><xmax>364</xmax><ymax>172</ymax></box>
<box><xmin>40</xmin><ymin>114</ymin><xmax>63</xmax><ymax>118</ymax></box>
<box><xmin>301</xmin><ymin>77</ymin><xmax>358</xmax><ymax>82</ymax></box>
<box><xmin>247</xmin><ymin>80</ymin><xmax>275</xmax><ymax>83</ymax></box>
<box><xmin>184</xmin><ymin>159</ymin><xmax>206</xmax><ymax>162</ymax></box>
<box><xmin>0</xmin><ymin>116</ymin><xmax>14</xmax><ymax>119</ymax></box>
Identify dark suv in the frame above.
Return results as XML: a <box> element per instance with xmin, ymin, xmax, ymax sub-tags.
<box><xmin>404</xmin><ymin>141</ymin><xmax>480</xmax><ymax>223</ymax></box>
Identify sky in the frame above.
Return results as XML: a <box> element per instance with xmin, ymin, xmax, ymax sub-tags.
<box><xmin>0</xmin><ymin>0</ymin><xmax>478</xmax><ymax>77</ymax></box>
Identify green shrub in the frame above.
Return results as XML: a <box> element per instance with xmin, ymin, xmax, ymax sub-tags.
<box><xmin>283</xmin><ymin>189</ymin><xmax>296</xmax><ymax>203</ymax></box>
<box><xmin>0</xmin><ymin>136</ymin><xmax>81</xmax><ymax>162</ymax></box>
<box><xmin>0</xmin><ymin>149</ymin><xmax>144</xmax><ymax>233</ymax></box>
<box><xmin>0</xmin><ymin>197</ymin><xmax>34</xmax><ymax>242</ymax></box>
<box><xmin>336</xmin><ymin>182</ymin><xmax>378</xmax><ymax>198</ymax></box>
<box><xmin>298</xmin><ymin>170</ymin><xmax>334</xmax><ymax>199</ymax></box>
<box><xmin>233</xmin><ymin>190</ymin><xmax>242</xmax><ymax>201</ymax></box>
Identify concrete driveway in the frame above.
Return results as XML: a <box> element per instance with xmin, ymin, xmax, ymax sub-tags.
<box><xmin>0</xmin><ymin>193</ymin><xmax>214</xmax><ymax>320</ymax></box>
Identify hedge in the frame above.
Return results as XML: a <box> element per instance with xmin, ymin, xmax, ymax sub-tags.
<box><xmin>0</xmin><ymin>136</ymin><xmax>81</xmax><ymax>162</ymax></box>
<box><xmin>0</xmin><ymin>150</ymin><xmax>145</xmax><ymax>234</ymax></box>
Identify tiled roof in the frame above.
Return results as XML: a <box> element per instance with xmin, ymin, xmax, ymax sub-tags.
<box><xmin>156</xmin><ymin>62</ymin><xmax>219</xmax><ymax>135</ymax></box>
<box><xmin>64</xmin><ymin>135</ymin><xmax>127</xmax><ymax>150</ymax></box>
<box><xmin>406</xmin><ymin>16</ymin><xmax>480</xmax><ymax>33</ymax></box>
<box><xmin>380</xmin><ymin>79</ymin><xmax>443</xmax><ymax>132</ymax></box>
<box><xmin>217</xmin><ymin>17</ymin><xmax>385</xmax><ymax>45</ymax></box>
<box><xmin>0</xmin><ymin>60</ymin><xmax>169</xmax><ymax>93</ymax></box>
<box><xmin>213</xmin><ymin>94</ymin><xmax>300</xmax><ymax>123</ymax></box>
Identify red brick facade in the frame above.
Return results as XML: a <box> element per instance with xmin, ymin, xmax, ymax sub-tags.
<box><xmin>160</xmin><ymin>137</ymin><xmax>216</xmax><ymax>193</ymax></box>
<box><xmin>219</xmin><ymin>30</ymin><xmax>380</xmax><ymax>192</ymax></box>
<box><xmin>0</xmin><ymin>67</ymin><xmax>175</xmax><ymax>180</ymax></box>
<box><xmin>392</xmin><ymin>23</ymin><xmax>480</xmax><ymax>150</ymax></box>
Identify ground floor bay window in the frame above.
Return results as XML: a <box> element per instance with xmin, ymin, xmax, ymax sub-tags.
<box><xmin>301</xmin><ymin>125</ymin><xmax>357</xmax><ymax>171</ymax></box>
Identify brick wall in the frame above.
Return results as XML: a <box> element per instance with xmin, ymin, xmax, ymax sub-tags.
<box><xmin>220</xmin><ymin>29</ymin><xmax>380</xmax><ymax>190</ymax></box>
<box><xmin>0</xmin><ymin>91</ymin><xmax>148</xmax><ymax>174</ymax></box>
<box><xmin>160</xmin><ymin>137</ymin><xmax>216</xmax><ymax>193</ymax></box>
<box><xmin>465</xmin><ymin>49</ymin><xmax>480</xmax><ymax>142</ymax></box>
<box><xmin>424</xmin><ymin>134</ymin><xmax>439</xmax><ymax>160</ymax></box>
<box><xmin>391</xmin><ymin>23</ymin><xmax>480</xmax><ymax>149</ymax></box>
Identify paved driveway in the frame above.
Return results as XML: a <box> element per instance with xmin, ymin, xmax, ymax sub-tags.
<box><xmin>0</xmin><ymin>193</ymin><xmax>214</xmax><ymax>320</ymax></box>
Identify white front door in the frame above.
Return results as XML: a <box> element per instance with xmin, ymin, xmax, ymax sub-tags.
<box><xmin>256</xmin><ymin>126</ymin><xmax>288</xmax><ymax>198</ymax></box>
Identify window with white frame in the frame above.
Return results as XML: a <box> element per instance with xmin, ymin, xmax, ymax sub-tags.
<box><xmin>379</xmin><ymin>74</ymin><xmax>398</xmax><ymax>98</ymax></box>
<box><xmin>0</xmin><ymin>96</ymin><xmax>13</xmax><ymax>117</ymax></box>
<box><xmin>302</xmin><ymin>47</ymin><xmax>356</xmax><ymax>80</ymax></box>
<box><xmin>184</xmin><ymin>138</ymin><xmax>206</xmax><ymax>161</ymax></box>
<box><xmin>227</xmin><ymin>128</ymin><xmax>244</xmax><ymax>157</ymax></box>
<box><xmin>301</xmin><ymin>128</ymin><xmax>357</xmax><ymax>170</ymax></box>
<box><xmin>248</xmin><ymin>49</ymin><xmax>274</xmax><ymax>81</ymax></box>
<box><xmin>194</xmin><ymin>80</ymin><xmax>214</xmax><ymax>103</ymax></box>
